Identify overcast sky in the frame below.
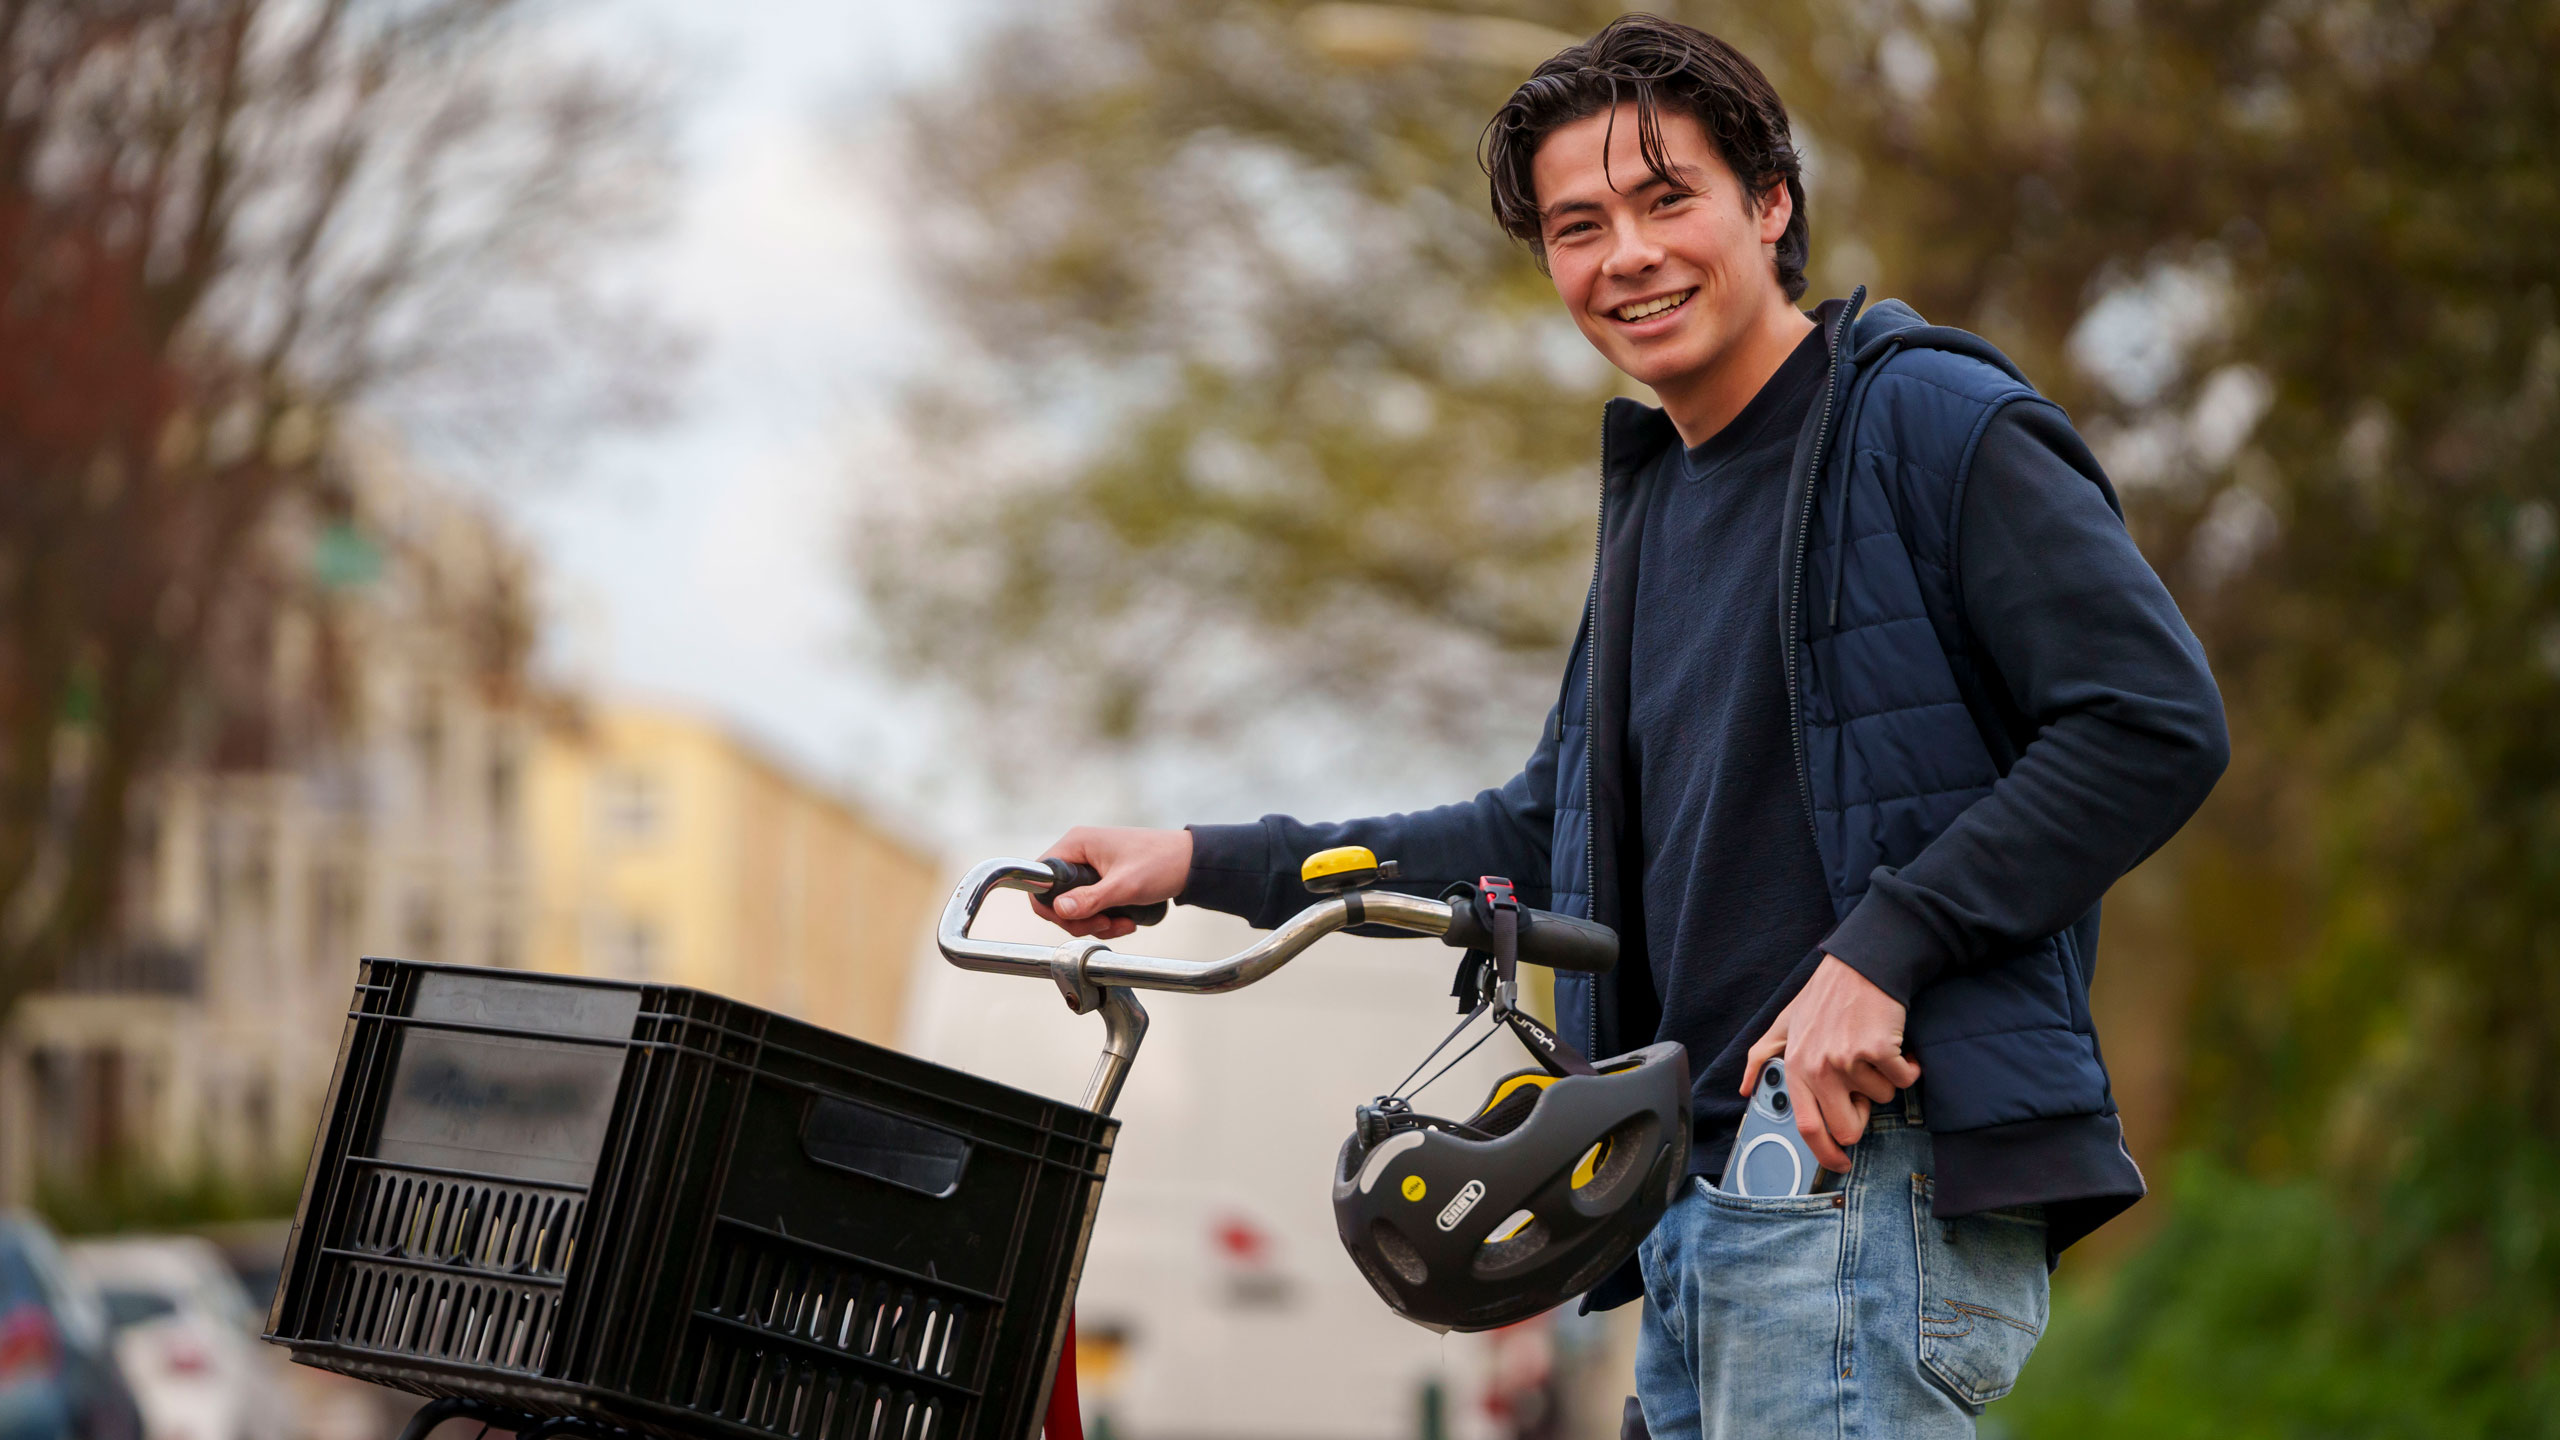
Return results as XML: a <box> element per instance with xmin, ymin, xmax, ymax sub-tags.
<box><xmin>480</xmin><ymin>0</ymin><xmax>1534</xmax><ymax>862</ymax></box>
<box><xmin>495</xmin><ymin>0</ymin><xmax>1009</xmax><ymax>844</ymax></box>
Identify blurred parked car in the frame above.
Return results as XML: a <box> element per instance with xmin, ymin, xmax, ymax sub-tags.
<box><xmin>0</xmin><ymin>1215</ymin><xmax>143</xmax><ymax>1440</ymax></box>
<box><xmin>63</xmin><ymin>1241</ymin><xmax>288</xmax><ymax>1440</ymax></box>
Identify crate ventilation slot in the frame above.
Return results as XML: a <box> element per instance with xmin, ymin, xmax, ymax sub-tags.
<box><xmin>327</xmin><ymin>1261</ymin><xmax>561</xmax><ymax>1373</ymax></box>
<box><xmin>682</xmin><ymin>1341</ymin><xmax>955</xmax><ymax>1440</ymax></box>
<box><xmin>698</xmin><ymin>1231</ymin><xmax>978</xmax><ymax>1384</ymax></box>
<box><xmin>348</xmin><ymin>1169</ymin><xmax>583</xmax><ymax>1277</ymax></box>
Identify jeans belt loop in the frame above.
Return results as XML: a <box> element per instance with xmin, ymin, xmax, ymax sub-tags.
<box><xmin>1900</xmin><ymin>1083</ymin><xmax>1924</xmax><ymax>1129</ymax></box>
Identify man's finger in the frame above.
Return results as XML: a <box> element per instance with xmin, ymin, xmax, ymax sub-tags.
<box><xmin>1794</xmin><ymin>1081</ymin><xmax>1854</xmax><ymax>1172</ymax></box>
<box><xmin>1742</xmin><ymin>1026</ymin><xmax>1788</xmax><ymax>1096</ymax></box>
<box><xmin>1880</xmin><ymin>1051</ymin><xmax>1923</xmax><ymax>1089</ymax></box>
<box><xmin>1796</xmin><ymin>1103</ymin><xmax>1852</xmax><ymax>1172</ymax></box>
<box><xmin>1032</xmin><ymin>892</ymin><xmax>1113</xmax><ymax>938</ymax></box>
<box><xmin>1844</xmin><ymin>1061</ymin><xmax>1898</xmax><ymax>1106</ymax></box>
<box><xmin>1805</xmin><ymin>1063</ymin><xmax>1870</xmax><ymax>1153</ymax></box>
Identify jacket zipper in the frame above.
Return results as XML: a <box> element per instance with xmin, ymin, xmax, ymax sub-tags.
<box><xmin>1785</xmin><ymin>298</ymin><xmax>1857</xmax><ymax>852</ymax></box>
<box><xmin>1584</xmin><ymin>411</ymin><xmax>1609</xmax><ymax>1060</ymax></box>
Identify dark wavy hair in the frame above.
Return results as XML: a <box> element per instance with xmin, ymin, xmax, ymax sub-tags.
<box><xmin>1480</xmin><ymin>14</ymin><xmax>1809</xmax><ymax>301</ymax></box>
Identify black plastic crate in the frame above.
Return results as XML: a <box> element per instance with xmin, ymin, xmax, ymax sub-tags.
<box><xmin>267</xmin><ymin>960</ymin><xmax>1115</xmax><ymax>1440</ymax></box>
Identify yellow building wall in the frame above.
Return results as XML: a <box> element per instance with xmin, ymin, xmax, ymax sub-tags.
<box><xmin>524</xmin><ymin>705</ymin><xmax>934</xmax><ymax>1045</ymax></box>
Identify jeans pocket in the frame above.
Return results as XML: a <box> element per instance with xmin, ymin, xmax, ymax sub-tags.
<box><xmin>1696</xmin><ymin>1175</ymin><xmax>1847</xmax><ymax>1218</ymax></box>
<box><xmin>1910</xmin><ymin>1176</ymin><xmax>2047</xmax><ymax>1407</ymax></box>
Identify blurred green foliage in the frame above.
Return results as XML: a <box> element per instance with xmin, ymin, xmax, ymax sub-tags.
<box><xmin>2005</xmin><ymin>1138</ymin><xmax>2560</xmax><ymax>1439</ymax></box>
<box><xmin>885</xmin><ymin>0</ymin><xmax>2560</xmax><ymax>1427</ymax></box>
<box><xmin>36</xmin><ymin>1161</ymin><xmax>305</xmax><ymax>1238</ymax></box>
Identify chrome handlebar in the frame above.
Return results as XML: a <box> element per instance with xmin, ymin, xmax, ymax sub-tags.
<box><xmin>937</xmin><ymin>858</ymin><xmax>1454</xmax><ymax>992</ymax></box>
<box><xmin>936</xmin><ymin>858</ymin><xmax>1458</xmax><ymax>1115</ymax></box>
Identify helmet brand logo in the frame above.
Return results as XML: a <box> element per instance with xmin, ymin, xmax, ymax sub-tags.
<box><xmin>1436</xmin><ymin>1178</ymin><xmax>1486</xmax><ymax>1231</ymax></box>
<box><xmin>1401</xmin><ymin>1174</ymin><xmax>1427</xmax><ymax>1202</ymax></box>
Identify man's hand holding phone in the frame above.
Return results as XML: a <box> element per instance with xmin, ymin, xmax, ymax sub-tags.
<box><xmin>1033</xmin><ymin>826</ymin><xmax>1193</xmax><ymax>939</ymax></box>
<box><xmin>1744</xmin><ymin>954</ymin><xmax>1921</xmax><ymax>1173</ymax></box>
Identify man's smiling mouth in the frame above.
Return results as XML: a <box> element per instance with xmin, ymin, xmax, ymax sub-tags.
<box><xmin>1612</xmin><ymin>289</ymin><xmax>1695</xmax><ymax>323</ymax></box>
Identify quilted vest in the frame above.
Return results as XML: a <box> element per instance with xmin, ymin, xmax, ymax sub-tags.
<box><xmin>1550</xmin><ymin>295</ymin><xmax>2117</xmax><ymax>1139</ymax></box>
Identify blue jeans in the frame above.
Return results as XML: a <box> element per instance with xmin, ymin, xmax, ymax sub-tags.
<box><xmin>1633</xmin><ymin>1093</ymin><xmax>2049</xmax><ymax>1439</ymax></box>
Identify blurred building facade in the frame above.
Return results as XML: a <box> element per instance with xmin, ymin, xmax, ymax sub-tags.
<box><xmin>0</xmin><ymin>438</ymin><xmax>534</xmax><ymax>1207</ymax></box>
<box><xmin>522</xmin><ymin>704</ymin><xmax>933</xmax><ymax>1044</ymax></box>
<box><xmin>0</xmin><ymin>443</ymin><xmax>936</xmax><ymax>1208</ymax></box>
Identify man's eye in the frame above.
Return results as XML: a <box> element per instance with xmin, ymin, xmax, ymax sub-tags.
<box><xmin>1657</xmin><ymin>191</ymin><xmax>1693</xmax><ymax>209</ymax></box>
<box><xmin>1553</xmin><ymin>221</ymin><xmax>1595</xmax><ymax>239</ymax></box>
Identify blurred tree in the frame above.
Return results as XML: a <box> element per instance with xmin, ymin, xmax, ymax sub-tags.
<box><xmin>886</xmin><ymin>0</ymin><xmax>2559</xmax><ymax>1426</ymax></box>
<box><xmin>1791</xmin><ymin>1</ymin><xmax>2560</xmax><ymax>1428</ymax></box>
<box><xmin>867</xmin><ymin>0</ymin><xmax>1630</xmax><ymax>755</ymax></box>
<box><xmin>0</xmin><ymin>0</ymin><xmax>671</xmax><ymax>1019</ymax></box>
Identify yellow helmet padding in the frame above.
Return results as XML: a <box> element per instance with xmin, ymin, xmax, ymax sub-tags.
<box><xmin>1571</xmin><ymin>1138</ymin><xmax>1611</xmax><ymax>1189</ymax></box>
<box><xmin>1474</xmin><ymin>1070</ymin><xmax>1557</xmax><ymax>1120</ymax></box>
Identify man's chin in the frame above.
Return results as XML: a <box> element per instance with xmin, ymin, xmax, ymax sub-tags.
<box><xmin>1617</xmin><ymin>355</ymin><xmax>1703</xmax><ymax>395</ymax></box>
<box><xmin>1605</xmin><ymin>333</ymin><xmax>1710</xmax><ymax>392</ymax></box>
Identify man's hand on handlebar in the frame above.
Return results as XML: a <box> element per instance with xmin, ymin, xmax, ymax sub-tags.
<box><xmin>1034</xmin><ymin>827</ymin><xmax>1193</xmax><ymax>939</ymax></box>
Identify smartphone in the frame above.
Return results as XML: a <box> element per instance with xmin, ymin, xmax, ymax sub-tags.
<box><xmin>1720</xmin><ymin>1057</ymin><xmax>1843</xmax><ymax>1197</ymax></box>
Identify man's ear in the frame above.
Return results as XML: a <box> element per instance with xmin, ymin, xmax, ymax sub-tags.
<box><xmin>1756</xmin><ymin>180</ymin><xmax>1793</xmax><ymax>245</ymax></box>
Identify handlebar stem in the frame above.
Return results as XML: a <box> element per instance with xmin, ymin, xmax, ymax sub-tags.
<box><xmin>1081</xmin><ymin>987</ymin><xmax>1148</xmax><ymax>1116</ymax></box>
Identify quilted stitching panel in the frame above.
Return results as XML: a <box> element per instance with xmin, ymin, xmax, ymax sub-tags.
<box><xmin>1913</xmin><ymin>1026</ymin><xmax>2110</xmax><ymax>1131</ymax></box>
<box><xmin>1909</xmin><ymin>944</ymin><xmax>2079</xmax><ymax>1047</ymax></box>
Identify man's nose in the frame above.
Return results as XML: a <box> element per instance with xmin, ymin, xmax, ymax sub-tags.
<box><xmin>1600</xmin><ymin>217</ymin><xmax>1664</xmax><ymax>279</ymax></box>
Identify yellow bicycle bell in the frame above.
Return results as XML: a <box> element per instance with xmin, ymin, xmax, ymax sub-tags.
<box><xmin>1301</xmin><ymin>845</ymin><xmax>1399</xmax><ymax>894</ymax></box>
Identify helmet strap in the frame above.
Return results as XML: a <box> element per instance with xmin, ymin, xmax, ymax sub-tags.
<box><xmin>1357</xmin><ymin>878</ymin><xmax>1605</xmax><ymax>1151</ymax></box>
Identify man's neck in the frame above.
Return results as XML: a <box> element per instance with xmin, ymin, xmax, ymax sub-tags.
<box><xmin>1651</xmin><ymin>300</ymin><xmax>1817</xmax><ymax>449</ymax></box>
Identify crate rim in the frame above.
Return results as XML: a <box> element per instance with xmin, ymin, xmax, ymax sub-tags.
<box><xmin>351</xmin><ymin>958</ymin><xmax>1121</xmax><ymax>1135</ymax></box>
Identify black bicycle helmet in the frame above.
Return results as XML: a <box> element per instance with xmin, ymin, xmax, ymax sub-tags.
<box><xmin>1333</xmin><ymin>1040</ymin><xmax>1690</xmax><ymax>1332</ymax></box>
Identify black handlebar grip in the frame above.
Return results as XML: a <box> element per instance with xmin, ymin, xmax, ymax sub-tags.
<box><xmin>1440</xmin><ymin>893</ymin><xmax>1618</xmax><ymax>974</ymax></box>
<box><xmin>1515</xmin><ymin>908</ymin><xmax>1619</xmax><ymax>974</ymax></box>
<box><xmin>1039</xmin><ymin>858</ymin><xmax>1170</xmax><ymax>927</ymax></box>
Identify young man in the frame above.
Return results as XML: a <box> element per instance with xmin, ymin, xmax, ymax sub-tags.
<box><xmin>1034</xmin><ymin>15</ymin><xmax>2227</xmax><ymax>1438</ymax></box>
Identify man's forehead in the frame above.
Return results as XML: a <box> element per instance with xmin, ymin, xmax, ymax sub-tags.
<box><xmin>1531</xmin><ymin>106</ymin><xmax>1721</xmax><ymax>205</ymax></box>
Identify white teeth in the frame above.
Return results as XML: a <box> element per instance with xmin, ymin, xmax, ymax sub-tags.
<box><xmin>1614</xmin><ymin>290</ymin><xmax>1693</xmax><ymax>322</ymax></box>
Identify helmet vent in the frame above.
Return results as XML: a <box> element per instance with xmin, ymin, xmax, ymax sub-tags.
<box><xmin>1369</xmin><ymin>1220</ymin><xmax>1429</xmax><ymax>1286</ymax></box>
<box><xmin>1573</xmin><ymin>1117</ymin><xmax>1659</xmax><ymax>1211</ymax></box>
<box><xmin>1471</xmin><ymin>1212</ymin><xmax>1552</xmax><ymax>1277</ymax></box>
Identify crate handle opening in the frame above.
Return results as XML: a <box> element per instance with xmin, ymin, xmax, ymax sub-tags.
<box><xmin>800</xmin><ymin>1095</ymin><xmax>973</xmax><ymax>1199</ymax></box>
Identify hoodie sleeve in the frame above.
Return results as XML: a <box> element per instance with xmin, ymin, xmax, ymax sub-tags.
<box><xmin>1182</xmin><ymin>701</ymin><xmax>1563</xmax><ymax>932</ymax></box>
<box><xmin>1821</xmin><ymin>400</ymin><xmax>2230</xmax><ymax>1005</ymax></box>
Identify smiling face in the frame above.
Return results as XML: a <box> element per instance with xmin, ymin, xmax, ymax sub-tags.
<box><xmin>1532</xmin><ymin>103</ymin><xmax>1797</xmax><ymax>399</ymax></box>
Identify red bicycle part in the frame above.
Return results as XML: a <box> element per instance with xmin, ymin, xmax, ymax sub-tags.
<box><xmin>1043</xmin><ymin>1311</ymin><xmax>1082</xmax><ymax>1440</ymax></box>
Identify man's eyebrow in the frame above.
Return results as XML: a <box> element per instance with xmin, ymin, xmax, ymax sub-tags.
<box><xmin>1539</xmin><ymin>171</ymin><xmax>1687</xmax><ymax>225</ymax></box>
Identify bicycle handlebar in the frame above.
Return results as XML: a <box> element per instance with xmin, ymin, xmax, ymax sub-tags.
<box><xmin>938</xmin><ymin>858</ymin><xmax>1617</xmax><ymax>993</ymax></box>
<box><xmin>937</xmin><ymin>856</ymin><xmax>1615</xmax><ymax>1117</ymax></box>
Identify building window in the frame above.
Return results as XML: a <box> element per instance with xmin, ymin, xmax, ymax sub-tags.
<box><xmin>592</xmin><ymin>915</ymin><xmax>659</xmax><ymax>980</ymax></box>
<box><xmin>487</xmin><ymin>746</ymin><xmax>519</xmax><ymax>835</ymax></box>
<box><xmin>410</xmin><ymin>687</ymin><xmax>446</xmax><ymax>798</ymax></box>
<box><xmin>403</xmin><ymin>891</ymin><xmax>443</xmax><ymax>964</ymax></box>
<box><xmin>596</xmin><ymin>767</ymin><xmax>660</xmax><ymax>841</ymax></box>
<box><xmin>310</xmin><ymin>861</ymin><xmax>362</xmax><ymax>975</ymax></box>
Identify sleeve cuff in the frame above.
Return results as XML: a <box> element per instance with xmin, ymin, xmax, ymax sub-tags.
<box><xmin>1181</xmin><ymin>822</ymin><xmax>1276</xmax><ymax>920</ymax></box>
<box><xmin>1820</xmin><ymin>875</ymin><xmax>1951</xmax><ymax>1007</ymax></box>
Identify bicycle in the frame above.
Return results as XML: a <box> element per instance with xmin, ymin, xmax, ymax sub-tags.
<box><xmin>263</xmin><ymin>847</ymin><xmax>1614</xmax><ymax>1440</ymax></box>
